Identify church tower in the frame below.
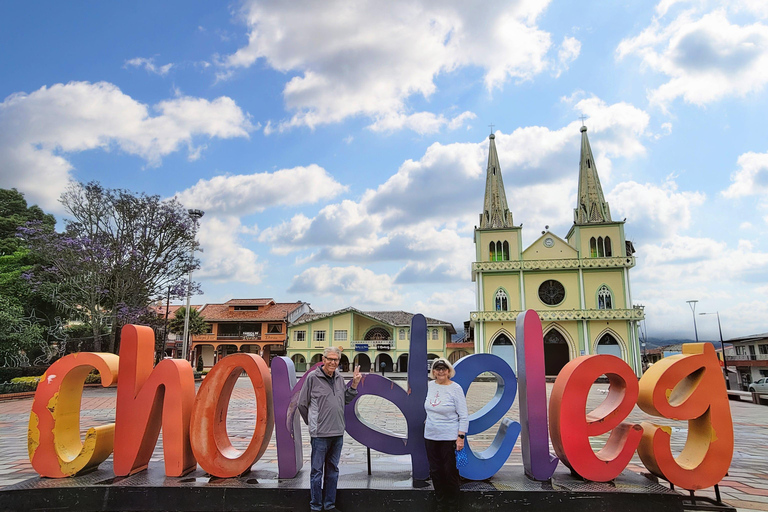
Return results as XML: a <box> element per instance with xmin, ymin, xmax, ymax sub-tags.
<box><xmin>471</xmin><ymin>126</ymin><xmax>644</xmax><ymax>377</ymax></box>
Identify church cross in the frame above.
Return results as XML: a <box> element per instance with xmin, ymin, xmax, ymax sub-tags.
<box><xmin>488</xmin><ymin>123</ymin><xmax>495</xmax><ymax>134</ymax></box>
<box><xmin>579</xmin><ymin>115</ymin><xmax>587</xmax><ymax>126</ymax></box>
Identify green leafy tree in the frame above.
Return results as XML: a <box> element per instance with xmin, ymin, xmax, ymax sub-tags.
<box><xmin>0</xmin><ymin>189</ymin><xmax>58</xmax><ymax>362</ymax></box>
<box><xmin>168</xmin><ymin>307</ymin><xmax>209</xmax><ymax>338</ymax></box>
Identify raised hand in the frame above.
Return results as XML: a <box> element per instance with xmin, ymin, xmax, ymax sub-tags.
<box><xmin>352</xmin><ymin>364</ymin><xmax>362</xmax><ymax>388</ymax></box>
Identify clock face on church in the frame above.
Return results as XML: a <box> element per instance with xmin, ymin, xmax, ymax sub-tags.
<box><xmin>538</xmin><ymin>279</ymin><xmax>565</xmax><ymax>306</ymax></box>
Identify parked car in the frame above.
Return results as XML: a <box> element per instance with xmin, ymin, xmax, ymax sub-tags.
<box><xmin>748</xmin><ymin>377</ymin><xmax>768</xmax><ymax>393</ymax></box>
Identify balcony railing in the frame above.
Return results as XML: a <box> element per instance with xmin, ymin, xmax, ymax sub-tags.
<box><xmin>729</xmin><ymin>353</ymin><xmax>768</xmax><ymax>361</ymax></box>
<box><xmin>191</xmin><ymin>333</ymin><xmax>285</xmax><ymax>343</ymax></box>
<box><xmin>470</xmin><ymin>308</ymin><xmax>644</xmax><ymax>322</ymax></box>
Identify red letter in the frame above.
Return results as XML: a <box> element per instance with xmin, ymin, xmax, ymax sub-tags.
<box><xmin>549</xmin><ymin>354</ymin><xmax>642</xmax><ymax>482</ymax></box>
<box><xmin>637</xmin><ymin>343</ymin><xmax>733</xmax><ymax>490</ymax></box>
<box><xmin>28</xmin><ymin>352</ymin><xmax>119</xmax><ymax>477</ymax></box>
<box><xmin>190</xmin><ymin>353</ymin><xmax>274</xmax><ymax>477</ymax></box>
<box><xmin>114</xmin><ymin>324</ymin><xmax>196</xmax><ymax>476</ymax></box>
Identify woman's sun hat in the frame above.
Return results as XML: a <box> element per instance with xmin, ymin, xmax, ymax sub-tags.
<box><xmin>430</xmin><ymin>357</ymin><xmax>455</xmax><ymax>379</ymax></box>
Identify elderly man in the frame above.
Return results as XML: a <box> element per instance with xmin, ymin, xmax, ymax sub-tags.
<box><xmin>298</xmin><ymin>347</ymin><xmax>362</xmax><ymax>512</ymax></box>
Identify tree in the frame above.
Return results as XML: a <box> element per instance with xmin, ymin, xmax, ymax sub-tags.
<box><xmin>0</xmin><ymin>188</ymin><xmax>55</xmax><ymax>256</ymax></box>
<box><xmin>0</xmin><ymin>189</ymin><xmax>58</xmax><ymax>363</ymax></box>
<box><xmin>168</xmin><ymin>307</ymin><xmax>209</xmax><ymax>338</ymax></box>
<box><xmin>22</xmin><ymin>182</ymin><xmax>202</xmax><ymax>352</ymax></box>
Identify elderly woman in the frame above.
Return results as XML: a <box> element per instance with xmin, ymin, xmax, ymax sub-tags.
<box><xmin>424</xmin><ymin>358</ymin><xmax>468</xmax><ymax>512</ymax></box>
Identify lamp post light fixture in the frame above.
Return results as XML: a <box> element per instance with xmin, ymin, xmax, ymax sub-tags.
<box><xmin>686</xmin><ymin>300</ymin><xmax>699</xmax><ymax>342</ymax></box>
<box><xmin>700</xmin><ymin>311</ymin><xmax>729</xmax><ymax>388</ymax></box>
<box><xmin>182</xmin><ymin>209</ymin><xmax>204</xmax><ymax>364</ymax></box>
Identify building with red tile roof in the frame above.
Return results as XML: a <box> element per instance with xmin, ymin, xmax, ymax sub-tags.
<box><xmin>190</xmin><ymin>299</ymin><xmax>312</xmax><ymax>368</ymax></box>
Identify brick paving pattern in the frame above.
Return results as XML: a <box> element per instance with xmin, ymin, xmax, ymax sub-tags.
<box><xmin>1</xmin><ymin>376</ymin><xmax>766</xmax><ymax>511</ymax></box>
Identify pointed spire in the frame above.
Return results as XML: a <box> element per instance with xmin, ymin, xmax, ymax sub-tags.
<box><xmin>479</xmin><ymin>133</ymin><xmax>514</xmax><ymax>229</ymax></box>
<box><xmin>574</xmin><ymin>125</ymin><xmax>612</xmax><ymax>224</ymax></box>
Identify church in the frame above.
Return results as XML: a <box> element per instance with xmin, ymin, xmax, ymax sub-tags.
<box><xmin>469</xmin><ymin>125</ymin><xmax>645</xmax><ymax>377</ymax></box>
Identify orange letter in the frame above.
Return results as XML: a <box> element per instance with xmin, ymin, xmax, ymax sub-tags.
<box><xmin>190</xmin><ymin>353</ymin><xmax>274</xmax><ymax>477</ymax></box>
<box><xmin>114</xmin><ymin>324</ymin><xmax>196</xmax><ymax>476</ymax></box>
<box><xmin>637</xmin><ymin>343</ymin><xmax>733</xmax><ymax>490</ymax></box>
<box><xmin>549</xmin><ymin>354</ymin><xmax>642</xmax><ymax>482</ymax></box>
<box><xmin>28</xmin><ymin>352</ymin><xmax>119</xmax><ymax>477</ymax></box>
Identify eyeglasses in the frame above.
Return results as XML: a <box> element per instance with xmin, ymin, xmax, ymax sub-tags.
<box><xmin>433</xmin><ymin>367</ymin><xmax>449</xmax><ymax>372</ymax></box>
<box><xmin>324</xmin><ymin>357</ymin><xmax>340</xmax><ymax>364</ymax></box>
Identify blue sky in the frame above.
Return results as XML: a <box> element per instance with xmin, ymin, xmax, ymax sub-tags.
<box><xmin>2</xmin><ymin>0</ymin><xmax>768</xmax><ymax>340</ymax></box>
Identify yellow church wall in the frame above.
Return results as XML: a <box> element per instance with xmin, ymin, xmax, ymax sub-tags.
<box><xmin>582</xmin><ymin>270</ymin><xmax>626</xmax><ymax>309</ymax></box>
<box><xmin>482</xmin><ymin>274</ymin><xmax>522</xmax><ymax>311</ymax></box>
<box><xmin>524</xmin><ymin>272</ymin><xmax>581</xmax><ymax>310</ymax></box>
<box><xmin>476</xmin><ymin>229</ymin><xmax>521</xmax><ymax>261</ymax></box>
<box><xmin>570</xmin><ymin>224</ymin><xmax>624</xmax><ymax>257</ymax></box>
<box><xmin>522</xmin><ymin>236</ymin><xmax>577</xmax><ymax>261</ymax></box>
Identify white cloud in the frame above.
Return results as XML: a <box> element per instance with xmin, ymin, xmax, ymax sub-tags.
<box><xmin>414</xmin><ymin>289</ymin><xmax>476</xmax><ymax>328</ymax></box>
<box><xmin>125</xmin><ymin>57</ymin><xmax>174</xmax><ymax>76</ymax></box>
<box><xmin>555</xmin><ymin>36</ymin><xmax>582</xmax><ymax>77</ymax></box>
<box><xmin>287</xmin><ymin>265</ymin><xmax>403</xmax><ymax>306</ymax></box>
<box><xmin>368</xmin><ymin>111</ymin><xmax>477</xmax><ymax>135</ymax></box>
<box><xmin>632</xmin><ymin>234</ymin><xmax>768</xmax><ymax>336</ymax></box>
<box><xmin>175</xmin><ymin>164</ymin><xmax>347</xmax><ymax>215</ymax></box>
<box><xmin>223</xmin><ymin>0</ymin><xmax>565</xmax><ymax>131</ymax></box>
<box><xmin>722</xmin><ymin>151</ymin><xmax>768</xmax><ymax>198</ymax></box>
<box><xmin>0</xmin><ymin>81</ymin><xmax>254</xmax><ymax>211</ymax></box>
<box><xmin>196</xmin><ymin>215</ymin><xmax>264</xmax><ymax>285</ymax></box>
<box><xmin>259</xmin><ymin>97</ymin><xmax>650</xmax><ymax>278</ymax></box>
<box><xmin>617</xmin><ymin>5</ymin><xmax>768</xmax><ymax>108</ymax></box>
<box><xmin>608</xmin><ymin>178</ymin><xmax>706</xmax><ymax>241</ymax></box>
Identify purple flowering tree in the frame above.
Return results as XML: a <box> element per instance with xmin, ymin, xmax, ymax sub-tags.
<box><xmin>22</xmin><ymin>182</ymin><xmax>201</xmax><ymax>353</ymax></box>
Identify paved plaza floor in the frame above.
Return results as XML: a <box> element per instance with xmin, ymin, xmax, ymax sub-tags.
<box><xmin>1</xmin><ymin>375</ymin><xmax>766</xmax><ymax>511</ymax></box>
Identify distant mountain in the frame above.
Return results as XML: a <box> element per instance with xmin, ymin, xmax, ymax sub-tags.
<box><xmin>643</xmin><ymin>337</ymin><xmax>722</xmax><ymax>348</ymax></box>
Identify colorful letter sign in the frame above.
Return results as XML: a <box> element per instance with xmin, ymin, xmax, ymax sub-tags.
<box><xmin>25</xmin><ymin>311</ymin><xmax>735</xmax><ymax>493</ymax></box>
<box><xmin>636</xmin><ymin>343</ymin><xmax>733</xmax><ymax>490</ymax></box>
<box><xmin>549</xmin><ymin>354</ymin><xmax>643</xmax><ymax>482</ymax></box>
<box><xmin>453</xmin><ymin>354</ymin><xmax>520</xmax><ymax>480</ymax></box>
<box><xmin>28</xmin><ymin>352</ymin><xmax>119</xmax><ymax>477</ymax></box>
<box><xmin>190</xmin><ymin>353</ymin><xmax>274</xmax><ymax>477</ymax></box>
<box><xmin>515</xmin><ymin>310</ymin><xmax>559</xmax><ymax>481</ymax></box>
<box><xmin>344</xmin><ymin>314</ymin><xmax>429</xmax><ymax>480</ymax></box>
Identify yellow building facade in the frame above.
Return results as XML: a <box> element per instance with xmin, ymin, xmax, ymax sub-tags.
<box><xmin>286</xmin><ymin>308</ymin><xmax>456</xmax><ymax>372</ymax></box>
<box><xmin>470</xmin><ymin>127</ymin><xmax>644</xmax><ymax>376</ymax></box>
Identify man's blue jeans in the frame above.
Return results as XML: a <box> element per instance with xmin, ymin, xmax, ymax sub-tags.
<box><xmin>310</xmin><ymin>435</ymin><xmax>343</xmax><ymax>511</ymax></box>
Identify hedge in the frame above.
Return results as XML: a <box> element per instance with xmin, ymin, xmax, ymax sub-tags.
<box><xmin>0</xmin><ymin>366</ymin><xmax>49</xmax><ymax>384</ymax></box>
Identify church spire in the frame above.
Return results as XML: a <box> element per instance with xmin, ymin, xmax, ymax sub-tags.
<box><xmin>574</xmin><ymin>125</ymin><xmax>612</xmax><ymax>224</ymax></box>
<box><xmin>479</xmin><ymin>133</ymin><xmax>514</xmax><ymax>229</ymax></box>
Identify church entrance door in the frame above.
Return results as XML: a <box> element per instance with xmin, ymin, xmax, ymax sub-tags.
<box><xmin>544</xmin><ymin>329</ymin><xmax>569</xmax><ymax>375</ymax></box>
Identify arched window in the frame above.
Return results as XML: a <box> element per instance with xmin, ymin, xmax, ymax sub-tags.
<box><xmin>365</xmin><ymin>327</ymin><xmax>391</xmax><ymax>341</ymax></box>
<box><xmin>604</xmin><ymin>236</ymin><xmax>612</xmax><ymax>257</ymax></box>
<box><xmin>398</xmin><ymin>328</ymin><xmax>405</xmax><ymax>340</ymax></box>
<box><xmin>590</xmin><ymin>237</ymin><xmax>597</xmax><ymax>257</ymax></box>
<box><xmin>495</xmin><ymin>289</ymin><xmax>509</xmax><ymax>311</ymax></box>
<box><xmin>598</xmin><ymin>285</ymin><xmax>613</xmax><ymax>310</ymax></box>
<box><xmin>597</xmin><ymin>236</ymin><xmax>605</xmax><ymax>257</ymax></box>
<box><xmin>489</xmin><ymin>241</ymin><xmax>496</xmax><ymax>261</ymax></box>
<box><xmin>432</xmin><ymin>328</ymin><xmax>438</xmax><ymax>340</ymax></box>
<box><xmin>502</xmin><ymin>241</ymin><xmax>510</xmax><ymax>261</ymax></box>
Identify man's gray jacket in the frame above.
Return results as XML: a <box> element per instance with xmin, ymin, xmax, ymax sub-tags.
<box><xmin>298</xmin><ymin>365</ymin><xmax>358</xmax><ymax>438</ymax></box>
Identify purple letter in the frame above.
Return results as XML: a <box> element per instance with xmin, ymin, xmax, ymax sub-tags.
<box><xmin>271</xmin><ymin>357</ymin><xmax>321</xmax><ymax>478</ymax></box>
<box><xmin>516</xmin><ymin>310</ymin><xmax>559</xmax><ymax>480</ymax></box>
<box><xmin>344</xmin><ymin>314</ymin><xmax>429</xmax><ymax>481</ymax></box>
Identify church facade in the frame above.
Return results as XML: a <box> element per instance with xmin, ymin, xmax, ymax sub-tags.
<box><xmin>470</xmin><ymin>126</ymin><xmax>645</xmax><ymax>377</ymax></box>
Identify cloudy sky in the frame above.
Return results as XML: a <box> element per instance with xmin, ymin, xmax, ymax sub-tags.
<box><xmin>2</xmin><ymin>0</ymin><xmax>767</xmax><ymax>341</ymax></box>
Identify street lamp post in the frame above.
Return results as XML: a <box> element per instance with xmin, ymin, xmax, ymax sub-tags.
<box><xmin>182</xmin><ymin>209</ymin><xmax>204</xmax><ymax>364</ymax></box>
<box><xmin>700</xmin><ymin>311</ymin><xmax>729</xmax><ymax>388</ymax></box>
<box><xmin>686</xmin><ymin>300</ymin><xmax>699</xmax><ymax>342</ymax></box>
